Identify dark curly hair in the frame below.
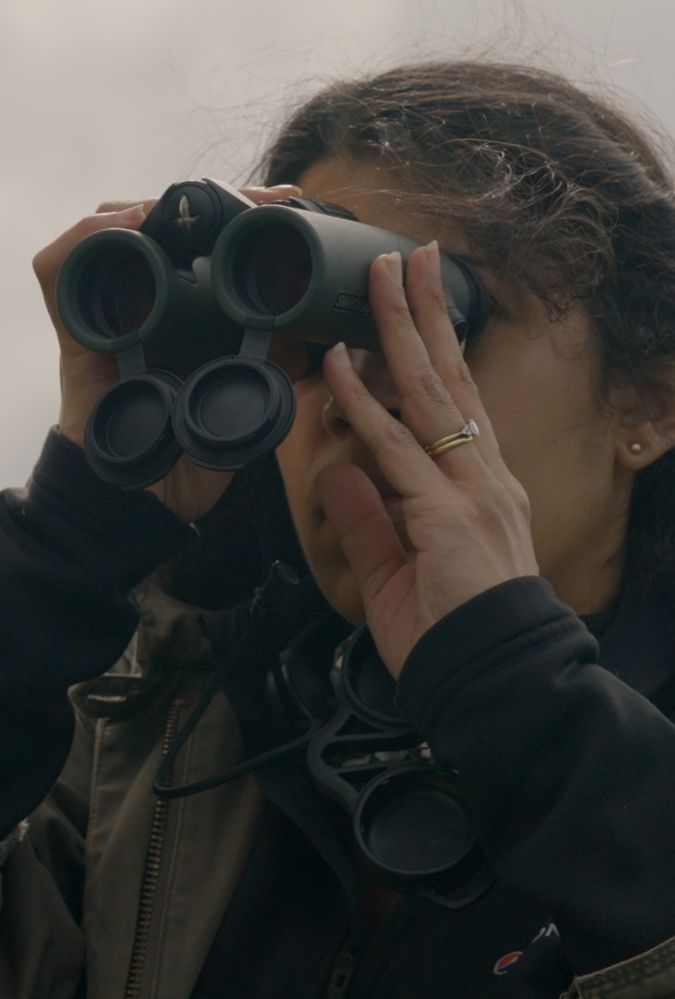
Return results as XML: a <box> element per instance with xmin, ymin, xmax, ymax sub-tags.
<box><xmin>250</xmin><ymin>59</ymin><xmax>675</xmax><ymax>599</ymax></box>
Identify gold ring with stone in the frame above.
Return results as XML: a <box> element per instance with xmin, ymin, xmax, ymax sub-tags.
<box><xmin>424</xmin><ymin>419</ymin><xmax>480</xmax><ymax>460</ymax></box>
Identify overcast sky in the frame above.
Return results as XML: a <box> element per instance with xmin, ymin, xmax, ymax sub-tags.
<box><xmin>3</xmin><ymin>0</ymin><xmax>675</xmax><ymax>484</ymax></box>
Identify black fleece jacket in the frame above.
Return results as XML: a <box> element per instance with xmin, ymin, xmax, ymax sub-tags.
<box><xmin>2</xmin><ymin>430</ymin><xmax>675</xmax><ymax>998</ymax></box>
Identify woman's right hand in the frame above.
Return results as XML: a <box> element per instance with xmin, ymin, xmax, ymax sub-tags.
<box><xmin>32</xmin><ymin>183</ymin><xmax>303</xmax><ymax>523</ymax></box>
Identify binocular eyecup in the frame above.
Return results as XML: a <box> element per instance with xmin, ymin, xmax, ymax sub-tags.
<box><xmin>56</xmin><ymin>226</ymin><xmax>242</xmax><ymax>373</ymax></box>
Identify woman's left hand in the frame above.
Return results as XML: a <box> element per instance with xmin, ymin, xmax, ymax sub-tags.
<box><xmin>316</xmin><ymin>241</ymin><xmax>539</xmax><ymax>679</ymax></box>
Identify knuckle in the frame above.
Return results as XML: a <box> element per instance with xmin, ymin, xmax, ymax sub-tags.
<box><xmin>400</xmin><ymin>365</ymin><xmax>449</xmax><ymax>411</ymax></box>
<box><xmin>32</xmin><ymin>249</ymin><xmax>49</xmax><ymax>281</ymax></box>
<box><xmin>439</xmin><ymin>356</ymin><xmax>478</xmax><ymax>395</ymax></box>
<box><xmin>346</xmin><ymin>374</ymin><xmax>372</xmax><ymax>409</ymax></box>
<box><xmin>409</xmin><ymin>290</ymin><xmax>447</xmax><ymax>325</ymax></box>
<box><xmin>33</xmin><ymin>215</ymin><xmax>98</xmax><ymax>284</ymax></box>
<box><xmin>513</xmin><ymin>481</ymin><xmax>533</xmax><ymax>519</ymax></box>
<box><xmin>383</xmin><ymin>416</ymin><xmax>415</xmax><ymax>450</ymax></box>
<box><xmin>453</xmin><ymin>493</ymin><xmax>486</xmax><ymax>527</ymax></box>
<box><xmin>475</xmin><ymin>496</ymin><xmax>501</xmax><ymax>527</ymax></box>
<box><xmin>457</xmin><ymin>360</ymin><xmax>478</xmax><ymax>393</ymax></box>
<box><xmin>95</xmin><ymin>201</ymin><xmax>114</xmax><ymax>214</ymax></box>
<box><xmin>485</xmin><ymin>478</ymin><xmax>533</xmax><ymax>526</ymax></box>
<box><xmin>430</xmin><ymin>289</ymin><xmax>451</xmax><ymax>315</ymax></box>
<box><xmin>387</xmin><ymin>298</ymin><xmax>416</xmax><ymax>329</ymax></box>
<box><xmin>418</xmin><ymin>366</ymin><xmax>449</xmax><ymax>405</ymax></box>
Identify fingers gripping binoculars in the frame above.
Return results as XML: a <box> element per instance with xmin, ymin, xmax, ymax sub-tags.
<box><xmin>56</xmin><ymin>179</ymin><xmax>491</xmax><ymax>488</ymax></box>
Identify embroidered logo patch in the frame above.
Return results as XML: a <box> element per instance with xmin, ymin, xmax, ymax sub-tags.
<box><xmin>493</xmin><ymin>951</ymin><xmax>523</xmax><ymax>975</ymax></box>
<box><xmin>493</xmin><ymin>921</ymin><xmax>559</xmax><ymax>976</ymax></box>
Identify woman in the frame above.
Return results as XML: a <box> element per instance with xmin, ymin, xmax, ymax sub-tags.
<box><xmin>1</xmin><ymin>60</ymin><xmax>675</xmax><ymax>998</ymax></box>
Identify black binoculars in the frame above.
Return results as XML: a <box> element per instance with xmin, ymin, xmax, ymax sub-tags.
<box><xmin>56</xmin><ymin>179</ymin><xmax>491</xmax><ymax>488</ymax></box>
<box><xmin>275</xmin><ymin>624</ymin><xmax>492</xmax><ymax>908</ymax></box>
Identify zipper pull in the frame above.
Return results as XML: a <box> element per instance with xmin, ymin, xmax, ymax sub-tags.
<box><xmin>327</xmin><ymin>950</ymin><xmax>355</xmax><ymax>999</ymax></box>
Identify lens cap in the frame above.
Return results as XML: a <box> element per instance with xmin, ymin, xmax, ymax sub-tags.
<box><xmin>84</xmin><ymin>371</ymin><xmax>183</xmax><ymax>488</ymax></box>
<box><xmin>173</xmin><ymin>356</ymin><xmax>296</xmax><ymax>470</ymax></box>
<box><xmin>354</xmin><ymin>766</ymin><xmax>479</xmax><ymax>890</ymax></box>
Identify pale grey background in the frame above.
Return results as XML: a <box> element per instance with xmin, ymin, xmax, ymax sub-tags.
<box><xmin>2</xmin><ymin>0</ymin><xmax>675</xmax><ymax>484</ymax></box>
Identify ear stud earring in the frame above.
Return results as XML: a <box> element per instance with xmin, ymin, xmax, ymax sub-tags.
<box><xmin>630</xmin><ymin>442</ymin><xmax>643</xmax><ymax>454</ymax></box>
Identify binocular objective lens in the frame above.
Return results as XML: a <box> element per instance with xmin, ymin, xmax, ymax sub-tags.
<box><xmin>80</xmin><ymin>248</ymin><xmax>156</xmax><ymax>338</ymax></box>
<box><xmin>234</xmin><ymin>224</ymin><xmax>312</xmax><ymax>316</ymax></box>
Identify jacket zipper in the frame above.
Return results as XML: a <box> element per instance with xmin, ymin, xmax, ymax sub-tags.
<box><xmin>124</xmin><ymin>698</ymin><xmax>184</xmax><ymax>999</ymax></box>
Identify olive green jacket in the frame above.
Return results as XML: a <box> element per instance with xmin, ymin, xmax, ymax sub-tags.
<box><xmin>0</xmin><ymin>580</ymin><xmax>261</xmax><ymax>999</ymax></box>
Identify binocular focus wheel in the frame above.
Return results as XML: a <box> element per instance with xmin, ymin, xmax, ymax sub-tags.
<box><xmin>172</xmin><ymin>357</ymin><xmax>296</xmax><ymax>470</ymax></box>
<box><xmin>84</xmin><ymin>371</ymin><xmax>183</xmax><ymax>489</ymax></box>
<box><xmin>354</xmin><ymin>766</ymin><xmax>479</xmax><ymax>890</ymax></box>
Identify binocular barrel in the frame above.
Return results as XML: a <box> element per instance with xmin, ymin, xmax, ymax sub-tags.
<box><xmin>57</xmin><ymin>200</ymin><xmax>490</xmax><ymax>367</ymax></box>
<box><xmin>211</xmin><ymin>204</ymin><xmax>490</xmax><ymax>347</ymax></box>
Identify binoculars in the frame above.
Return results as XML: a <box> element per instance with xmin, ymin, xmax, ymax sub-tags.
<box><xmin>276</xmin><ymin>623</ymin><xmax>492</xmax><ymax>907</ymax></box>
<box><xmin>56</xmin><ymin>179</ymin><xmax>491</xmax><ymax>488</ymax></box>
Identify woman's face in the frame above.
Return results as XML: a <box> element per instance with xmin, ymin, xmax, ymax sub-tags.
<box><xmin>276</xmin><ymin>156</ymin><xmax>633</xmax><ymax>623</ymax></box>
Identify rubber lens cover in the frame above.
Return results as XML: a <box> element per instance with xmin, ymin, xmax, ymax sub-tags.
<box><xmin>84</xmin><ymin>371</ymin><xmax>182</xmax><ymax>488</ymax></box>
<box><xmin>172</xmin><ymin>356</ymin><xmax>295</xmax><ymax>470</ymax></box>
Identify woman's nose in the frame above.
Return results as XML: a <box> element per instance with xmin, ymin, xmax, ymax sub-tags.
<box><xmin>321</xmin><ymin>348</ymin><xmax>401</xmax><ymax>437</ymax></box>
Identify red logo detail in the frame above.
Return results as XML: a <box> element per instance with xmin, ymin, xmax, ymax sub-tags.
<box><xmin>493</xmin><ymin>951</ymin><xmax>523</xmax><ymax>975</ymax></box>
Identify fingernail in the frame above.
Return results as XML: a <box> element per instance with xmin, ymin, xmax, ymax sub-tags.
<box><xmin>330</xmin><ymin>341</ymin><xmax>352</xmax><ymax>367</ymax></box>
<box><xmin>267</xmin><ymin>184</ymin><xmax>303</xmax><ymax>195</ymax></box>
<box><xmin>426</xmin><ymin>240</ymin><xmax>441</xmax><ymax>278</ymax></box>
<box><xmin>382</xmin><ymin>251</ymin><xmax>402</xmax><ymax>284</ymax></box>
<box><xmin>116</xmin><ymin>203</ymin><xmax>146</xmax><ymax>223</ymax></box>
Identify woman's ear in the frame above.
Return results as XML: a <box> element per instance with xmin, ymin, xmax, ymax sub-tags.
<box><xmin>613</xmin><ymin>383</ymin><xmax>675</xmax><ymax>470</ymax></box>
